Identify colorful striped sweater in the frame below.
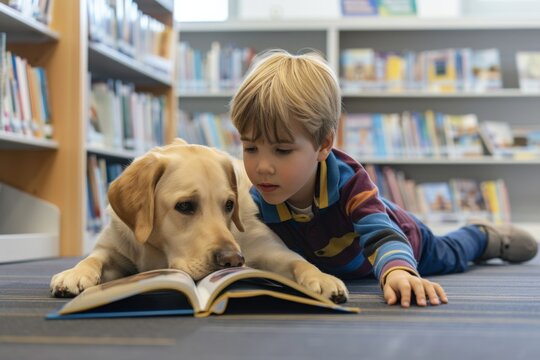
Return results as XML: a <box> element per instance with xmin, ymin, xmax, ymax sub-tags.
<box><xmin>250</xmin><ymin>148</ymin><xmax>423</xmax><ymax>284</ymax></box>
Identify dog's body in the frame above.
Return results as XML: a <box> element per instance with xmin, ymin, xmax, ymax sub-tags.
<box><xmin>50</xmin><ymin>140</ymin><xmax>348</xmax><ymax>303</ymax></box>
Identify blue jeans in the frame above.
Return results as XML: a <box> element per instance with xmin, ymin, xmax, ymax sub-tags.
<box><xmin>415</xmin><ymin>220</ymin><xmax>488</xmax><ymax>276</ymax></box>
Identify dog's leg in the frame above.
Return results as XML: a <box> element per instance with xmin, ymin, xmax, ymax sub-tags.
<box><xmin>288</xmin><ymin>259</ymin><xmax>349</xmax><ymax>304</ymax></box>
<box><xmin>49</xmin><ymin>248</ymin><xmax>108</xmax><ymax>297</ymax></box>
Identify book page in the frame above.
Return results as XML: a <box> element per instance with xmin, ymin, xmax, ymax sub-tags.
<box><xmin>196</xmin><ymin>267</ymin><xmax>335</xmax><ymax>310</ymax></box>
<box><xmin>58</xmin><ymin>269</ymin><xmax>201</xmax><ymax>315</ymax></box>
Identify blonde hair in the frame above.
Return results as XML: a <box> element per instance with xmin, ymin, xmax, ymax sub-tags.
<box><xmin>230</xmin><ymin>50</ymin><xmax>341</xmax><ymax>147</ymax></box>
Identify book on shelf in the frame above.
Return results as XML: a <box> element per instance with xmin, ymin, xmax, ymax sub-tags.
<box><xmin>516</xmin><ymin>51</ymin><xmax>540</xmax><ymax>92</ymax></box>
<box><xmin>177</xmin><ymin>110</ymin><xmax>242</xmax><ymax>158</ymax></box>
<box><xmin>377</xmin><ymin>0</ymin><xmax>417</xmax><ymax>16</ymax></box>
<box><xmin>340</xmin><ymin>47</ymin><xmax>501</xmax><ymax>92</ymax></box>
<box><xmin>0</xmin><ymin>33</ymin><xmax>5</xmax><ymax>131</ymax></box>
<box><xmin>86</xmin><ymin>154</ymin><xmax>107</xmax><ymax>232</ymax></box>
<box><xmin>364</xmin><ymin>165</ymin><xmax>510</xmax><ymax>224</ymax></box>
<box><xmin>177</xmin><ymin>41</ymin><xmax>256</xmax><ymax>92</ymax></box>
<box><xmin>340</xmin><ymin>0</ymin><xmax>416</xmax><ymax>16</ymax></box>
<box><xmin>87</xmin><ymin>0</ymin><xmax>172</xmax><ymax>75</ymax></box>
<box><xmin>479</xmin><ymin>120</ymin><xmax>514</xmax><ymax>158</ymax></box>
<box><xmin>340</xmin><ymin>48</ymin><xmax>377</xmax><ymax>89</ymax></box>
<box><xmin>416</xmin><ymin>182</ymin><xmax>459</xmax><ymax>223</ymax></box>
<box><xmin>86</xmin><ymin>154</ymin><xmax>124</xmax><ymax>234</ymax></box>
<box><xmin>342</xmin><ymin>113</ymin><xmax>375</xmax><ymax>157</ymax></box>
<box><xmin>382</xmin><ymin>165</ymin><xmax>406</xmax><ymax>209</ymax></box>
<box><xmin>425</xmin><ymin>49</ymin><xmax>457</xmax><ymax>93</ymax></box>
<box><xmin>383</xmin><ymin>52</ymin><xmax>406</xmax><ymax>91</ymax></box>
<box><xmin>444</xmin><ymin>114</ymin><xmax>483</xmax><ymax>158</ymax></box>
<box><xmin>340</xmin><ymin>0</ymin><xmax>378</xmax><ymax>16</ymax></box>
<box><xmin>0</xmin><ymin>38</ymin><xmax>53</xmax><ymax>139</ymax></box>
<box><xmin>481</xmin><ymin>179</ymin><xmax>511</xmax><ymax>223</ymax></box>
<box><xmin>2</xmin><ymin>0</ymin><xmax>54</xmax><ymax>24</ymax></box>
<box><xmin>450</xmin><ymin>178</ymin><xmax>489</xmax><ymax>219</ymax></box>
<box><xmin>88</xmin><ymin>77</ymin><xmax>165</xmax><ymax>153</ymax></box>
<box><xmin>46</xmin><ymin>267</ymin><xmax>359</xmax><ymax>319</ymax></box>
<box><xmin>340</xmin><ymin>111</ymin><xmax>485</xmax><ymax>159</ymax></box>
<box><xmin>479</xmin><ymin>121</ymin><xmax>540</xmax><ymax>159</ymax></box>
<box><xmin>471</xmin><ymin>49</ymin><xmax>502</xmax><ymax>91</ymax></box>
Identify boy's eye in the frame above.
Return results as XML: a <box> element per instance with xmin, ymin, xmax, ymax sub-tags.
<box><xmin>276</xmin><ymin>148</ymin><xmax>292</xmax><ymax>155</ymax></box>
<box><xmin>243</xmin><ymin>147</ymin><xmax>257</xmax><ymax>153</ymax></box>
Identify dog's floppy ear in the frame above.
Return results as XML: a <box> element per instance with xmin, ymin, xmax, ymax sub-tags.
<box><xmin>171</xmin><ymin>138</ymin><xmax>188</xmax><ymax>146</ymax></box>
<box><xmin>223</xmin><ymin>160</ymin><xmax>244</xmax><ymax>232</ymax></box>
<box><xmin>108</xmin><ymin>152</ymin><xmax>167</xmax><ymax>243</ymax></box>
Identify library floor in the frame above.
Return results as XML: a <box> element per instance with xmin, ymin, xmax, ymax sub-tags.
<box><xmin>1</xmin><ymin>255</ymin><xmax>539</xmax><ymax>360</ymax></box>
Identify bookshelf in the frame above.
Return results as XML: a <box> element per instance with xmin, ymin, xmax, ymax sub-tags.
<box><xmin>0</xmin><ymin>0</ymin><xmax>86</xmax><ymax>261</ymax></box>
<box><xmin>0</xmin><ymin>2</ymin><xmax>59</xmax><ymax>42</ymax></box>
<box><xmin>0</xmin><ymin>0</ymin><xmax>177</xmax><ymax>262</ymax></box>
<box><xmin>177</xmin><ymin>18</ymin><xmax>540</xmax><ymax>231</ymax></box>
<box><xmin>85</xmin><ymin>0</ymin><xmax>177</xmax><ymax>253</ymax></box>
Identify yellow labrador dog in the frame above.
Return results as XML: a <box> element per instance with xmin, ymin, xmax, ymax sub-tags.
<box><xmin>50</xmin><ymin>139</ymin><xmax>348</xmax><ymax>303</ymax></box>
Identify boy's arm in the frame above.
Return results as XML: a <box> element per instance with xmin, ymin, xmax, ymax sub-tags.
<box><xmin>341</xmin><ymin>166</ymin><xmax>419</xmax><ymax>284</ymax></box>
<box><xmin>352</xmin><ymin>216</ymin><xmax>418</xmax><ymax>283</ymax></box>
<box><xmin>341</xmin><ymin>161</ymin><xmax>448</xmax><ymax>307</ymax></box>
<box><xmin>353</xmin><ymin>220</ymin><xmax>448</xmax><ymax>307</ymax></box>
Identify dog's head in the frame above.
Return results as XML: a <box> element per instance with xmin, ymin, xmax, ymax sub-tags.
<box><xmin>108</xmin><ymin>138</ymin><xmax>245</xmax><ymax>280</ymax></box>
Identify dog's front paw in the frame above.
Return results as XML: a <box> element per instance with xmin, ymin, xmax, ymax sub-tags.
<box><xmin>293</xmin><ymin>262</ymin><xmax>349</xmax><ymax>304</ymax></box>
<box><xmin>50</xmin><ymin>268</ymin><xmax>100</xmax><ymax>298</ymax></box>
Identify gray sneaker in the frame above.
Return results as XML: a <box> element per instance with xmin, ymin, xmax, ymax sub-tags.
<box><xmin>470</xmin><ymin>220</ymin><xmax>538</xmax><ymax>263</ymax></box>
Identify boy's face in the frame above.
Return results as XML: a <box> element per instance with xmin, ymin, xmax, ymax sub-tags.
<box><xmin>241</xmin><ymin>123</ymin><xmax>331</xmax><ymax>208</ymax></box>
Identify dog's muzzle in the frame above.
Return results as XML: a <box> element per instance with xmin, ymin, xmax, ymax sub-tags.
<box><xmin>214</xmin><ymin>250</ymin><xmax>245</xmax><ymax>268</ymax></box>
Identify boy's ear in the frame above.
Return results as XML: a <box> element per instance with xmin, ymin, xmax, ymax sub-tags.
<box><xmin>317</xmin><ymin>133</ymin><xmax>334</xmax><ymax>161</ymax></box>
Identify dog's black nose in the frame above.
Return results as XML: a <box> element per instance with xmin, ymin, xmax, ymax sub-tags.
<box><xmin>215</xmin><ymin>250</ymin><xmax>245</xmax><ymax>268</ymax></box>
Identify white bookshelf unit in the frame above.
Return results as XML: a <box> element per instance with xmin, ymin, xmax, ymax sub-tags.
<box><xmin>0</xmin><ymin>183</ymin><xmax>59</xmax><ymax>263</ymax></box>
<box><xmin>0</xmin><ymin>1</ymin><xmax>69</xmax><ymax>262</ymax></box>
<box><xmin>177</xmin><ymin>18</ymin><xmax>540</xmax><ymax>233</ymax></box>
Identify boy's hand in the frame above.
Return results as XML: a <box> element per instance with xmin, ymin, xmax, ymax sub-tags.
<box><xmin>383</xmin><ymin>269</ymin><xmax>448</xmax><ymax>308</ymax></box>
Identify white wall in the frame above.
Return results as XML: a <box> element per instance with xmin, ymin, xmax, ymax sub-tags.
<box><xmin>462</xmin><ymin>0</ymin><xmax>540</xmax><ymax>17</ymax></box>
<box><xmin>237</xmin><ymin>0</ymin><xmax>340</xmax><ymax>19</ymax></box>
<box><xmin>175</xmin><ymin>0</ymin><xmax>540</xmax><ymax>22</ymax></box>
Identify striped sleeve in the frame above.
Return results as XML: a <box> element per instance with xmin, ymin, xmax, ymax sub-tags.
<box><xmin>341</xmin><ymin>167</ymin><xmax>418</xmax><ymax>284</ymax></box>
<box><xmin>352</xmin><ymin>213</ymin><xmax>418</xmax><ymax>283</ymax></box>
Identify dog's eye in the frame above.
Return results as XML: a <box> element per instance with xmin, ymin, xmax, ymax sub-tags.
<box><xmin>175</xmin><ymin>201</ymin><xmax>196</xmax><ymax>215</ymax></box>
<box><xmin>225</xmin><ymin>200</ymin><xmax>234</xmax><ymax>213</ymax></box>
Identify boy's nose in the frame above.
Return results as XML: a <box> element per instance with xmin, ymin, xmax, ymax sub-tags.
<box><xmin>256</xmin><ymin>159</ymin><xmax>275</xmax><ymax>175</ymax></box>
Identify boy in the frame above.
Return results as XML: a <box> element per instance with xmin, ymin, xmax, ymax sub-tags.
<box><xmin>230</xmin><ymin>50</ymin><xmax>538</xmax><ymax>308</ymax></box>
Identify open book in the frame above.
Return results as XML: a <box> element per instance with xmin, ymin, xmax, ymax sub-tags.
<box><xmin>46</xmin><ymin>267</ymin><xmax>359</xmax><ymax>319</ymax></box>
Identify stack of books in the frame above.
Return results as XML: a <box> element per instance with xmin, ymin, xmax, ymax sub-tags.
<box><xmin>366</xmin><ymin>165</ymin><xmax>511</xmax><ymax>224</ymax></box>
<box><xmin>340</xmin><ymin>47</ymin><xmax>502</xmax><ymax>92</ymax></box>
<box><xmin>0</xmin><ymin>33</ymin><xmax>53</xmax><ymax>139</ymax></box>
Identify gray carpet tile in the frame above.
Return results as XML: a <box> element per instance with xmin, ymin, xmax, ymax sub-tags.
<box><xmin>0</xmin><ymin>255</ymin><xmax>539</xmax><ymax>360</ymax></box>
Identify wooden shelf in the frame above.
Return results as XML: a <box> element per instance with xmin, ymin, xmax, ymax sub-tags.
<box><xmin>134</xmin><ymin>0</ymin><xmax>174</xmax><ymax>24</ymax></box>
<box><xmin>0</xmin><ymin>0</ymin><xmax>178</xmax><ymax>260</ymax></box>
<box><xmin>178</xmin><ymin>89</ymin><xmax>540</xmax><ymax>99</ymax></box>
<box><xmin>0</xmin><ymin>2</ymin><xmax>59</xmax><ymax>42</ymax></box>
<box><xmin>359</xmin><ymin>157</ymin><xmax>540</xmax><ymax>165</ymax></box>
<box><xmin>177</xmin><ymin>89</ymin><xmax>236</xmax><ymax>98</ymax></box>
<box><xmin>341</xmin><ymin>89</ymin><xmax>540</xmax><ymax>98</ymax></box>
<box><xmin>179</xmin><ymin>18</ymin><xmax>540</xmax><ymax>33</ymax></box>
<box><xmin>0</xmin><ymin>133</ymin><xmax>58</xmax><ymax>150</ymax></box>
<box><xmin>178</xmin><ymin>20</ymin><xmax>329</xmax><ymax>32</ymax></box>
<box><xmin>88</xmin><ymin>42</ymin><xmax>172</xmax><ymax>86</ymax></box>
